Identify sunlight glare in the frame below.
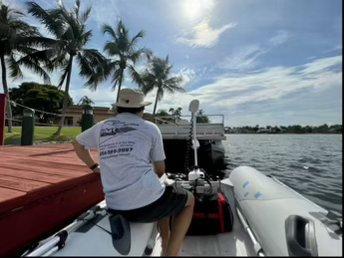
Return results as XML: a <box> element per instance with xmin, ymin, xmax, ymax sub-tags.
<box><xmin>183</xmin><ymin>0</ymin><xmax>215</xmax><ymax>21</ymax></box>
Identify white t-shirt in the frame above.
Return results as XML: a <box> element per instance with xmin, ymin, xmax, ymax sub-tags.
<box><xmin>75</xmin><ymin>112</ymin><xmax>166</xmax><ymax>210</ymax></box>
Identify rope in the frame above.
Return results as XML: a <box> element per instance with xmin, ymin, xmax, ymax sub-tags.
<box><xmin>5</xmin><ymin>118</ymin><xmax>60</xmax><ymax>126</ymax></box>
<box><xmin>8</xmin><ymin>100</ymin><xmax>63</xmax><ymax>117</ymax></box>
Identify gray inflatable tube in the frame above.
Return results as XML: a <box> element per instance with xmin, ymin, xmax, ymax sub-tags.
<box><xmin>227</xmin><ymin>166</ymin><xmax>342</xmax><ymax>257</ymax></box>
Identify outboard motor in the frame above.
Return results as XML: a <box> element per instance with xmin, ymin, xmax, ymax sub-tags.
<box><xmin>187</xmin><ymin>169</ymin><xmax>234</xmax><ymax>235</ymax></box>
<box><xmin>184</xmin><ymin>100</ymin><xmax>234</xmax><ymax>236</ymax></box>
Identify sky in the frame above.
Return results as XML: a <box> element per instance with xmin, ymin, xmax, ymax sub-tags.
<box><xmin>2</xmin><ymin>0</ymin><xmax>343</xmax><ymax>126</ymax></box>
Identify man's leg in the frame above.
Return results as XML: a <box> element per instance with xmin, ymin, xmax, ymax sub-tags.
<box><xmin>157</xmin><ymin>217</ymin><xmax>170</xmax><ymax>256</ymax></box>
<box><xmin>166</xmin><ymin>192</ymin><xmax>195</xmax><ymax>256</ymax></box>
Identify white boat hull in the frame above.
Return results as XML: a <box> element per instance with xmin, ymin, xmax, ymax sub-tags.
<box><xmin>24</xmin><ymin>166</ymin><xmax>342</xmax><ymax>257</ymax></box>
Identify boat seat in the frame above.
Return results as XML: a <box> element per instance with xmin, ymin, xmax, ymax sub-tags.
<box><xmin>108</xmin><ymin>213</ymin><xmax>131</xmax><ymax>255</ymax></box>
<box><xmin>53</xmin><ymin>212</ymin><xmax>157</xmax><ymax>256</ymax></box>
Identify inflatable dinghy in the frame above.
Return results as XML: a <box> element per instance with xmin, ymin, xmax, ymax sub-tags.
<box><xmin>22</xmin><ymin>99</ymin><xmax>342</xmax><ymax>257</ymax></box>
<box><xmin>22</xmin><ymin>166</ymin><xmax>342</xmax><ymax>257</ymax></box>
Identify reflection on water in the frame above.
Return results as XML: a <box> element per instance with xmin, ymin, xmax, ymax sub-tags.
<box><xmin>224</xmin><ymin>134</ymin><xmax>342</xmax><ymax>216</ymax></box>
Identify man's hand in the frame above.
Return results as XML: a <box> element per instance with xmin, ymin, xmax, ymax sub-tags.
<box><xmin>92</xmin><ymin>167</ymin><xmax>101</xmax><ymax>173</ymax></box>
<box><xmin>153</xmin><ymin>161</ymin><xmax>165</xmax><ymax>178</ymax></box>
<box><xmin>72</xmin><ymin>140</ymin><xmax>98</xmax><ymax>171</ymax></box>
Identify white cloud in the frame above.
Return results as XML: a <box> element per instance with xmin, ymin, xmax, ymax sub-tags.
<box><xmin>175</xmin><ymin>68</ymin><xmax>196</xmax><ymax>88</ymax></box>
<box><xmin>269</xmin><ymin>30</ymin><xmax>290</xmax><ymax>46</ymax></box>
<box><xmin>219</xmin><ymin>45</ymin><xmax>267</xmax><ymax>71</ymax></box>
<box><xmin>69</xmin><ymin>87</ymin><xmax>116</xmax><ymax>107</ymax></box>
<box><xmin>139</xmin><ymin>55</ymin><xmax>342</xmax><ymax>115</ymax></box>
<box><xmin>64</xmin><ymin>55</ymin><xmax>341</xmax><ymax>126</ymax></box>
<box><xmin>89</xmin><ymin>0</ymin><xmax>120</xmax><ymax>26</ymax></box>
<box><xmin>219</xmin><ymin>30</ymin><xmax>291</xmax><ymax>72</ymax></box>
<box><xmin>176</xmin><ymin>19</ymin><xmax>237</xmax><ymax>48</ymax></box>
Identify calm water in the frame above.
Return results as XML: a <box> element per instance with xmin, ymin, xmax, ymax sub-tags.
<box><xmin>223</xmin><ymin>134</ymin><xmax>342</xmax><ymax>216</ymax></box>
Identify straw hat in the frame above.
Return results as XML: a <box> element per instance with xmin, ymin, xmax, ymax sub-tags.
<box><xmin>115</xmin><ymin>88</ymin><xmax>152</xmax><ymax>108</ymax></box>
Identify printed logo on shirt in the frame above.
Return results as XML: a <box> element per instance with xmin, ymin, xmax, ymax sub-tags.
<box><xmin>99</xmin><ymin>141</ymin><xmax>135</xmax><ymax>159</ymax></box>
<box><xmin>99</xmin><ymin>120</ymin><xmax>138</xmax><ymax>159</ymax></box>
<box><xmin>100</xmin><ymin>120</ymin><xmax>138</xmax><ymax>137</ymax></box>
<box><xmin>100</xmin><ymin>126</ymin><xmax>136</xmax><ymax>137</ymax></box>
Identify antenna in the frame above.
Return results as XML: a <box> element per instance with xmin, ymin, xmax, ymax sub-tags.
<box><xmin>188</xmin><ymin>99</ymin><xmax>204</xmax><ymax>181</ymax></box>
<box><xmin>189</xmin><ymin>99</ymin><xmax>200</xmax><ymax>167</ymax></box>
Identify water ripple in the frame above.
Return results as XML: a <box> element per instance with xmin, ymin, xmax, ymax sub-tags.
<box><xmin>223</xmin><ymin>134</ymin><xmax>342</xmax><ymax>216</ymax></box>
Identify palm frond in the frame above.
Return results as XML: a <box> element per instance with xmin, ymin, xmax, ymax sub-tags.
<box><xmin>74</xmin><ymin>0</ymin><xmax>81</xmax><ymax>18</ymax></box>
<box><xmin>58</xmin><ymin>63</ymin><xmax>69</xmax><ymax>89</ymax></box>
<box><xmin>138</xmin><ymin>55</ymin><xmax>183</xmax><ymax>102</ymax></box>
<box><xmin>128</xmin><ymin>65</ymin><xmax>143</xmax><ymax>85</ymax></box>
<box><xmin>17</xmin><ymin>54</ymin><xmax>50</xmax><ymax>83</ymax></box>
<box><xmin>140</xmin><ymin>72</ymin><xmax>156</xmax><ymax>94</ymax></box>
<box><xmin>80</xmin><ymin>6</ymin><xmax>92</xmax><ymax>23</ymax></box>
<box><xmin>27</xmin><ymin>1</ymin><xmax>64</xmax><ymax>38</ymax></box>
<box><xmin>77</xmin><ymin>49</ymin><xmax>110</xmax><ymax>88</ymax></box>
<box><xmin>104</xmin><ymin>41</ymin><xmax>121</xmax><ymax>56</ymax></box>
<box><xmin>131</xmin><ymin>30</ymin><xmax>144</xmax><ymax>44</ymax></box>
<box><xmin>102</xmin><ymin>24</ymin><xmax>117</xmax><ymax>39</ymax></box>
<box><xmin>16</xmin><ymin>36</ymin><xmax>57</xmax><ymax>48</ymax></box>
<box><xmin>129</xmin><ymin>47</ymin><xmax>151</xmax><ymax>64</ymax></box>
<box><xmin>8</xmin><ymin>54</ymin><xmax>22</xmax><ymax>78</ymax></box>
<box><xmin>111</xmin><ymin>68</ymin><xmax>124</xmax><ymax>87</ymax></box>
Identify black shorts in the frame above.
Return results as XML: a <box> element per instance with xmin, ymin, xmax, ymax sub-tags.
<box><xmin>107</xmin><ymin>185</ymin><xmax>189</xmax><ymax>223</ymax></box>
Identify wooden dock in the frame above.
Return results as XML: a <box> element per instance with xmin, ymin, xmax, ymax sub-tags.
<box><xmin>0</xmin><ymin>144</ymin><xmax>104</xmax><ymax>256</ymax></box>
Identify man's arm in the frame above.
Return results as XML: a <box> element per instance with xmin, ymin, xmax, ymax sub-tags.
<box><xmin>72</xmin><ymin>139</ymin><xmax>99</xmax><ymax>172</ymax></box>
<box><xmin>153</xmin><ymin>160</ymin><xmax>165</xmax><ymax>178</ymax></box>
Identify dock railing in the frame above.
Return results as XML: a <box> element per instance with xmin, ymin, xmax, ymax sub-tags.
<box><xmin>154</xmin><ymin>114</ymin><xmax>225</xmax><ymax>125</ymax></box>
<box><xmin>154</xmin><ymin>114</ymin><xmax>226</xmax><ymax>140</ymax></box>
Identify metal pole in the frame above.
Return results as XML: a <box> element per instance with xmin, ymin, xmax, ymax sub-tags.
<box><xmin>25</xmin><ymin>210</ymin><xmax>97</xmax><ymax>256</ymax></box>
<box><xmin>236</xmin><ymin>207</ymin><xmax>265</xmax><ymax>256</ymax></box>
<box><xmin>0</xmin><ymin>94</ymin><xmax>6</xmax><ymax>145</ymax></box>
<box><xmin>192</xmin><ymin>113</ymin><xmax>198</xmax><ymax>167</ymax></box>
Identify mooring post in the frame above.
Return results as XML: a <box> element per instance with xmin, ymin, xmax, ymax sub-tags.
<box><xmin>21</xmin><ymin>108</ymin><xmax>35</xmax><ymax>146</ymax></box>
<box><xmin>0</xmin><ymin>94</ymin><xmax>7</xmax><ymax>146</ymax></box>
<box><xmin>81</xmin><ymin>105</ymin><xmax>94</xmax><ymax>132</ymax></box>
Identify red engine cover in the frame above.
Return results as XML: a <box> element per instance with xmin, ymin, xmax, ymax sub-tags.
<box><xmin>187</xmin><ymin>192</ymin><xmax>234</xmax><ymax>235</ymax></box>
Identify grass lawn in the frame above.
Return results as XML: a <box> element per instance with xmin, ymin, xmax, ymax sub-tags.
<box><xmin>4</xmin><ymin>126</ymin><xmax>81</xmax><ymax>145</ymax></box>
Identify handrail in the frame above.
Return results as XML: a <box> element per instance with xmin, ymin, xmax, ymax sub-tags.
<box><xmin>154</xmin><ymin>114</ymin><xmax>224</xmax><ymax>125</ymax></box>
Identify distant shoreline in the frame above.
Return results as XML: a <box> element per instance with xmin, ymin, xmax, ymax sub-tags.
<box><xmin>225</xmin><ymin>133</ymin><xmax>342</xmax><ymax>135</ymax></box>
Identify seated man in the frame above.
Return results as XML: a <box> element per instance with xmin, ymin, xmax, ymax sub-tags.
<box><xmin>72</xmin><ymin>88</ymin><xmax>194</xmax><ymax>256</ymax></box>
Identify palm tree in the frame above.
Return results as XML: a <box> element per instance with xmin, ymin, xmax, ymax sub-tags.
<box><xmin>78</xmin><ymin>95</ymin><xmax>94</xmax><ymax>108</ymax></box>
<box><xmin>196</xmin><ymin>109</ymin><xmax>209</xmax><ymax>123</ymax></box>
<box><xmin>27</xmin><ymin>0</ymin><xmax>109</xmax><ymax>136</ymax></box>
<box><xmin>102</xmin><ymin>21</ymin><xmax>150</xmax><ymax>102</ymax></box>
<box><xmin>0</xmin><ymin>3</ymin><xmax>50</xmax><ymax>132</ymax></box>
<box><xmin>169</xmin><ymin>107</ymin><xmax>182</xmax><ymax>119</ymax></box>
<box><xmin>138</xmin><ymin>56</ymin><xmax>184</xmax><ymax>115</ymax></box>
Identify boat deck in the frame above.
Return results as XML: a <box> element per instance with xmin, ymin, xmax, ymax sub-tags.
<box><xmin>0</xmin><ymin>144</ymin><xmax>100</xmax><ymax>210</ymax></box>
<box><xmin>0</xmin><ymin>144</ymin><xmax>104</xmax><ymax>256</ymax></box>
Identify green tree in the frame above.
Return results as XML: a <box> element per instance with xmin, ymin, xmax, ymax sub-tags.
<box><xmin>137</xmin><ymin>56</ymin><xmax>184</xmax><ymax>115</ymax></box>
<box><xmin>304</xmin><ymin>125</ymin><xmax>313</xmax><ymax>133</ymax></box>
<box><xmin>169</xmin><ymin>107</ymin><xmax>182</xmax><ymax>119</ymax></box>
<box><xmin>9</xmin><ymin>82</ymin><xmax>72</xmax><ymax>123</ymax></box>
<box><xmin>102</xmin><ymin>21</ymin><xmax>150</xmax><ymax>102</ymax></box>
<box><xmin>156</xmin><ymin>109</ymin><xmax>169</xmax><ymax>116</ymax></box>
<box><xmin>196</xmin><ymin>109</ymin><xmax>209</xmax><ymax>123</ymax></box>
<box><xmin>78</xmin><ymin>95</ymin><xmax>94</xmax><ymax>109</ymax></box>
<box><xmin>316</xmin><ymin>124</ymin><xmax>329</xmax><ymax>133</ymax></box>
<box><xmin>0</xmin><ymin>2</ymin><xmax>50</xmax><ymax>132</ymax></box>
<box><xmin>27</xmin><ymin>0</ymin><xmax>109</xmax><ymax>136</ymax></box>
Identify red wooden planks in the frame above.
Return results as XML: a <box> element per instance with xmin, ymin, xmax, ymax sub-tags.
<box><xmin>0</xmin><ymin>187</ymin><xmax>25</xmax><ymax>203</ymax></box>
<box><xmin>0</xmin><ymin>143</ymin><xmax>104</xmax><ymax>256</ymax></box>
